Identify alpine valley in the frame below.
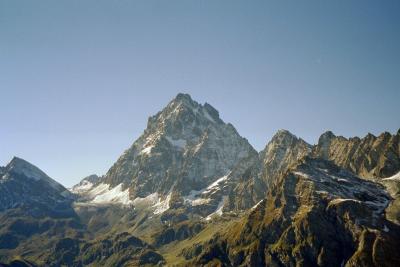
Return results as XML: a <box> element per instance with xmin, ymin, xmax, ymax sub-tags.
<box><xmin>1</xmin><ymin>94</ymin><xmax>399</xmax><ymax>267</ymax></box>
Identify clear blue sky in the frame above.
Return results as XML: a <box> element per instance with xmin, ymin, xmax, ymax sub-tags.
<box><xmin>1</xmin><ymin>0</ymin><xmax>399</xmax><ymax>187</ymax></box>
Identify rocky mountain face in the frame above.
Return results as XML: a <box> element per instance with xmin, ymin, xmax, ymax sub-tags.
<box><xmin>188</xmin><ymin>157</ymin><xmax>400</xmax><ymax>267</ymax></box>
<box><xmin>76</xmin><ymin>93</ymin><xmax>262</xmax><ymax>217</ymax></box>
<box><xmin>260</xmin><ymin>129</ymin><xmax>312</xmax><ymax>187</ymax></box>
<box><xmin>0</xmin><ymin>159</ymin><xmax>164</xmax><ymax>266</ymax></box>
<box><xmin>105</xmin><ymin>93</ymin><xmax>255</xmax><ymax>193</ymax></box>
<box><xmin>381</xmin><ymin>171</ymin><xmax>400</xmax><ymax>225</ymax></box>
<box><xmin>0</xmin><ymin>157</ymin><xmax>72</xmax><ymax>215</ymax></box>
<box><xmin>1</xmin><ymin>94</ymin><xmax>399</xmax><ymax>266</ymax></box>
<box><xmin>313</xmin><ymin>130</ymin><xmax>400</xmax><ymax>179</ymax></box>
<box><xmin>311</xmin><ymin>130</ymin><xmax>400</xmax><ymax>229</ymax></box>
<box><xmin>0</xmin><ymin>158</ymin><xmax>84</xmax><ymax>264</ymax></box>
<box><xmin>70</xmin><ymin>174</ymin><xmax>100</xmax><ymax>194</ymax></box>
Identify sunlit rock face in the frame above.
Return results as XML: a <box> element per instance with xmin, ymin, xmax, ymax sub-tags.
<box><xmin>313</xmin><ymin>129</ymin><xmax>400</xmax><ymax>180</ymax></box>
<box><xmin>75</xmin><ymin>93</ymin><xmax>262</xmax><ymax>216</ymax></box>
<box><xmin>260</xmin><ymin>129</ymin><xmax>312</xmax><ymax>187</ymax></box>
<box><xmin>189</xmin><ymin>157</ymin><xmax>400</xmax><ymax>267</ymax></box>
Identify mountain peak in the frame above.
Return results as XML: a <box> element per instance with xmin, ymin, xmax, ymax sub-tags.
<box><xmin>167</xmin><ymin>93</ymin><xmax>197</xmax><ymax>111</ymax></box>
<box><xmin>260</xmin><ymin>130</ymin><xmax>312</xmax><ymax>187</ymax></box>
<box><xmin>274</xmin><ymin>129</ymin><xmax>297</xmax><ymax>139</ymax></box>
<box><xmin>5</xmin><ymin>156</ymin><xmax>67</xmax><ymax>193</ymax></box>
<box><xmin>100</xmin><ymin>93</ymin><xmax>257</xmax><ymax>207</ymax></box>
<box><xmin>319</xmin><ymin>130</ymin><xmax>336</xmax><ymax>140</ymax></box>
<box><xmin>146</xmin><ymin>94</ymin><xmax>223</xmax><ymax>133</ymax></box>
<box><xmin>268</xmin><ymin>129</ymin><xmax>310</xmax><ymax>148</ymax></box>
<box><xmin>173</xmin><ymin>93</ymin><xmax>193</xmax><ymax>102</ymax></box>
<box><xmin>10</xmin><ymin>156</ymin><xmax>29</xmax><ymax>164</ymax></box>
<box><xmin>169</xmin><ymin>93</ymin><xmax>220</xmax><ymax>119</ymax></box>
<box><xmin>7</xmin><ymin>156</ymin><xmax>48</xmax><ymax>182</ymax></box>
<box><xmin>365</xmin><ymin>132</ymin><xmax>377</xmax><ymax>139</ymax></box>
<box><xmin>0</xmin><ymin>157</ymin><xmax>72</xmax><ymax>213</ymax></box>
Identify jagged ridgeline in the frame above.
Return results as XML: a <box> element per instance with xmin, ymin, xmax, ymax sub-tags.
<box><xmin>0</xmin><ymin>93</ymin><xmax>399</xmax><ymax>267</ymax></box>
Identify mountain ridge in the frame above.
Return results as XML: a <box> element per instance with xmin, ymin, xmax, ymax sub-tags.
<box><xmin>1</xmin><ymin>93</ymin><xmax>399</xmax><ymax>266</ymax></box>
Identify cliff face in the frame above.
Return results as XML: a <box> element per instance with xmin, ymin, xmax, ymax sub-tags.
<box><xmin>313</xmin><ymin>130</ymin><xmax>400</xmax><ymax>179</ymax></box>
<box><xmin>260</xmin><ymin>129</ymin><xmax>312</xmax><ymax>187</ymax></box>
<box><xmin>73</xmin><ymin>93</ymin><xmax>264</xmax><ymax>218</ymax></box>
<box><xmin>103</xmin><ymin>93</ymin><xmax>256</xmax><ymax>197</ymax></box>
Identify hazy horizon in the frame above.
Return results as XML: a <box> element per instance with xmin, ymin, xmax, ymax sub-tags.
<box><xmin>1</xmin><ymin>1</ymin><xmax>399</xmax><ymax>187</ymax></box>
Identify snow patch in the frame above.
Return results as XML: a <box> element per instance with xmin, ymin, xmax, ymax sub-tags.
<box><xmin>183</xmin><ymin>189</ymin><xmax>211</xmax><ymax>206</ymax></box>
<box><xmin>383</xmin><ymin>225</ymin><xmax>390</xmax><ymax>232</ymax></box>
<box><xmin>139</xmin><ymin>134</ymin><xmax>161</xmax><ymax>155</ymax></box>
<box><xmin>203</xmin><ymin>174</ymin><xmax>229</xmax><ymax>194</ymax></box>
<box><xmin>88</xmin><ymin>183</ymin><xmax>109</xmax><ymax>197</ymax></box>
<box><xmin>193</xmin><ymin>142</ymin><xmax>203</xmax><ymax>154</ymax></box>
<box><xmin>382</xmin><ymin>171</ymin><xmax>400</xmax><ymax>181</ymax></box>
<box><xmin>132</xmin><ymin>193</ymin><xmax>159</xmax><ymax>206</ymax></box>
<box><xmin>183</xmin><ymin>174</ymin><xmax>230</xmax><ymax>207</ymax></box>
<box><xmin>205</xmin><ymin>196</ymin><xmax>227</xmax><ymax>220</ymax></box>
<box><xmin>251</xmin><ymin>199</ymin><xmax>264</xmax><ymax>210</ymax></box>
<box><xmin>293</xmin><ymin>171</ymin><xmax>310</xmax><ymax>179</ymax></box>
<box><xmin>71</xmin><ymin>180</ymin><xmax>93</xmax><ymax>193</ymax></box>
<box><xmin>191</xmin><ymin>198</ymin><xmax>211</xmax><ymax>206</ymax></box>
<box><xmin>140</xmin><ymin>146</ymin><xmax>154</xmax><ymax>155</ymax></box>
<box><xmin>329</xmin><ymin>198</ymin><xmax>362</xmax><ymax>205</ymax></box>
<box><xmin>153</xmin><ymin>192</ymin><xmax>172</xmax><ymax>214</ymax></box>
<box><xmin>90</xmin><ymin>183</ymin><xmax>132</xmax><ymax>206</ymax></box>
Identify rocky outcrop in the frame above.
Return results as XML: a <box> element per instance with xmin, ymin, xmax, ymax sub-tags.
<box><xmin>381</xmin><ymin>171</ymin><xmax>400</xmax><ymax>224</ymax></box>
<box><xmin>189</xmin><ymin>157</ymin><xmax>400</xmax><ymax>266</ymax></box>
<box><xmin>313</xmin><ymin>129</ymin><xmax>400</xmax><ymax>179</ymax></box>
<box><xmin>260</xmin><ymin>129</ymin><xmax>312</xmax><ymax>187</ymax></box>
